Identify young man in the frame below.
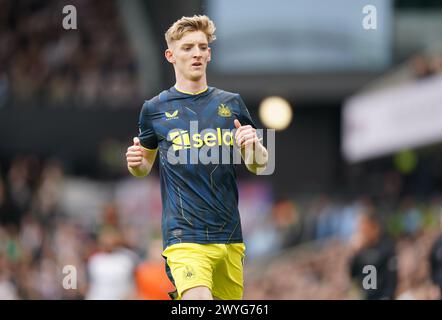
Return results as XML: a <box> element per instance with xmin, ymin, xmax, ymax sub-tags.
<box><xmin>125</xmin><ymin>15</ymin><xmax>268</xmax><ymax>300</ymax></box>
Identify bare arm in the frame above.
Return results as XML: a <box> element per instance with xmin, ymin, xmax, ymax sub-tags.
<box><xmin>126</xmin><ymin>137</ymin><xmax>158</xmax><ymax>177</ymax></box>
<box><xmin>234</xmin><ymin>119</ymin><xmax>268</xmax><ymax>175</ymax></box>
<box><xmin>240</xmin><ymin>142</ymin><xmax>268</xmax><ymax>175</ymax></box>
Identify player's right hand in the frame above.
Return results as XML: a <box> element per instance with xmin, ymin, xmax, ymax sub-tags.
<box><xmin>126</xmin><ymin>137</ymin><xmax>144</xmax><ymax>168</ymax></box>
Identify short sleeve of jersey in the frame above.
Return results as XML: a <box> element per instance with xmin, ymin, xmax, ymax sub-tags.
<box><xmin>137</xmin><ymin>101</ymin><xmax>158</xmax><ymax>150</ymax></box>
<box><xmin>236</xmin><ymin>94</ymin><xmax>256</xmax><ymax>129</ymax></box>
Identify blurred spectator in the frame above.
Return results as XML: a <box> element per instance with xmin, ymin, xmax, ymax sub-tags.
<box><xmin>0</xmin><ymin>253</ymin><xmax>19</xmax><ymax>300</ymax></box>
<box><xmin>32</xmin><ymin>158</ymin><xmax>65</xmax><ymax>225</ymax></box>
<box><xmin>431</xmin><ymin>55</ymin><xmax>442</xmax><ymax>74</ymax></box>
<box><xmin>407</xmin><ymin>52</ymin><xmax>442</xmax><ymax>80</ymax></box>
<box><xmin>400</xmin><ymin>196</ymin><xmax>423</xmax><ymax>237</ymax></box>
<box><xmin>271</xmin><ymin>199</ymin><xmax>302</xmax><ymax>249</ymax></box>
<box><xmin>410</xmin><ymin>54</ymin><xmax>435</xmax><ymax>79</ymax></box>
<box><xmin>245</xmin><ymin>213</ymin><xmax>280</xmax><ymax>259</ymax></box>
<box><xmin>85</xmin><ymin>226</ymin><xmax>139</xmax><ymax>300</ymax></box>
<box><xmin>348</xmin><ymin>207</ymin><xmax>398</xmax><ymax>300</ymax></box>
<box><xmin>429</xmin><ymin>236</ymin><xmax>442</xmax><ymax>298</ymax></box>
<box><xmin>0</xmin><ymin>173</ymin><xmax>14</xmax><ymax>224</ymax></box>
<box><xmin>135</xmin><ymin>238</ymin><xmax>175</xmax><ymax>300</ymax></box>
<box><xmin>315</xmin><ymin>197</ymin><xmax>340</xmax><ymax>240</ymax></box>
<box><xmin>429</xmin><ymin>211</ymin><xmax>442</xmax><ymax>299</ymax></box>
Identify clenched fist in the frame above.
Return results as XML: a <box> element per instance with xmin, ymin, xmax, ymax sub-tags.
<box><xmin>234</xmin><ymin>119</ymin><xmax>259</xmax><ymax>148</ymax></box>
<box><xmin>234</xmin><ymin>119</ymin><xmax>268</xmax><ymax>173</ymax></box>
<box><xmin>126</xmin><ymin>137</ymin><xmax>144</xmax><ymax>168</ymax></box>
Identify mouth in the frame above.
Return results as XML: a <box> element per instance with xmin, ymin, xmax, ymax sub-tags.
<box><xmin>191</xmin><ymin>62</ymin><xmax>203</xmax><ymax>67</ymax></box>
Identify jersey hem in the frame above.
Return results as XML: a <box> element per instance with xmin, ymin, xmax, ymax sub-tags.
<box><xmin>165</xmin><ymin>237</ymin><xmax>244</xmax><ymax>248</ymax></box>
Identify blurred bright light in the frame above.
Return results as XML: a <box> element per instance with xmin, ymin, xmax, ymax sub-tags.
<box><xmin>259</xmin><ymin>96</ymin><xmax>292</xmax><ymax>131</ymax></box>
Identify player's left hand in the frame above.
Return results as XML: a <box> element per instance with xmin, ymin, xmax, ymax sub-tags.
<box><xmin>234</xmin><ymin>119</ymin><xmax>260</xmax><ymax>148</ymax></box>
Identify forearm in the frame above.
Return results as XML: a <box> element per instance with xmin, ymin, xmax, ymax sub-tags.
<box><xmin>128</xmin><ymin>158</ymin><xmax>151</xmax><ymax>177</ymax></box>
<box><xmin>242</xmin><ymin>142</ymin><xmax>268</xmax><ymax>174</ymax></box>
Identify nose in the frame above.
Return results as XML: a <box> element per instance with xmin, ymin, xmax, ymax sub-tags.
<box><xmin>192</xmin><ymin>47</ymin><xmax>203</xmax><ymax>58</ymax></box>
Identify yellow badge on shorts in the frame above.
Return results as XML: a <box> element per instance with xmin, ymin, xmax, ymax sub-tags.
<box><xmin>183</xmin><ymin>266</ymin><xmax>196</xmax><ymax>280</ymax></box>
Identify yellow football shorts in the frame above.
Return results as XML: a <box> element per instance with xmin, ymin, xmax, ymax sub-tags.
<box><xmin>162</xmin><ymin>242</ymin><xmax>246</xmax><ymax>300</ymax></box>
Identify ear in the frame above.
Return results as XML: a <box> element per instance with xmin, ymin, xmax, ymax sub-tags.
<box><xmin>207</xmin><ymin>47</ymin><xmax>212</xmax><ymax>62</ymax></box>
<box><xmin>165</xmin><ymin>48</ymin><xmax>175</xmax><ymax>64</ymax></box>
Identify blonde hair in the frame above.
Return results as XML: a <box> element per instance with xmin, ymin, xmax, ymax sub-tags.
<box><xmin>165</xmin><ymin>15</ymin><xmax>216</xmax><ymax>47</ymax></box>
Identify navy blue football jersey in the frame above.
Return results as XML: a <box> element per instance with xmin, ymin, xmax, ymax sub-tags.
<box><xmin>137</xmin><ymin>86</ymin><xmax>256</xmax><ymax>249</ymax></box>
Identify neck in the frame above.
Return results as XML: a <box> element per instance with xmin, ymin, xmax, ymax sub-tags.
<box><xmin>174</xmin><ymin>73</ymin><xmax>207</xmax><ymax>94</ymax></box>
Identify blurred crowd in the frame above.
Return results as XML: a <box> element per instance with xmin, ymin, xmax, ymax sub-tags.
<box><xmin>244</xmin><ymin>230</ymin><xmax>442</xmax><ymax>299</ymax></box>
<box><xmin>244</xmin><ymin>206</ymin><xmax>442</xmax><ymax>300</ymax></box>
<box><xmin>2</xmin><ymin>155</ymin><xmax>442</xmax><ymax>299</ymax></box>
<box><xmin>244</xmin><ymin>192</ymin><xmax>442</xmax><ymax>260</ymax></box>
<box><xmin>0</xmin><ymin>0</ymin><xmax>141</xmax><ymax>109</ymax></box>
<box><xmin>0</xmin><ymin>156</ymin><xmax>173</xmax><ymax>300</ymax></box>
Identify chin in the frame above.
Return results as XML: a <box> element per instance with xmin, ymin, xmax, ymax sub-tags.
<box><xmin>188</xmin><ymin>73</ymin><xmax>204</xmax><ymax>81</ymax></box>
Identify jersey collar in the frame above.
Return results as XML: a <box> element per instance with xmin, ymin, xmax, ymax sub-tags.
<box><xmin>173</xmin><ymin>86</ymin><xmax>209</xmax><ymax>96</ymax></box>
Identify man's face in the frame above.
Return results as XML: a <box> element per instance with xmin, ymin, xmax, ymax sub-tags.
<box><xmin>166</xmin><ymin>30</ymin><xmax>211</xmax><ymax>81</ymax></box>
<box><xmin>358</xmin><ymin>215</ymin><xmax>380</xmax><ymax>244</ymax></box>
